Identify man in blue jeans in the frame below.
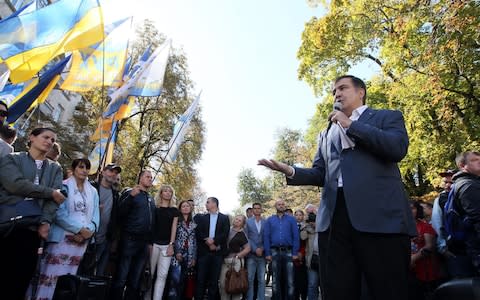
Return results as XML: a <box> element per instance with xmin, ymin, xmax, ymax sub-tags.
<box><xmin>112</xmin><ymin>170</ymin><xmax>156</xmax><ymax>300</ymax></box>
<box><xmin>264</xmin><ymin>199</ymin><xmax>300</xmax><ymax>300</ymax></box>
<box><xmin>246</xmin><ymin>202</ymin><xmax>267</xmax><ymax>300</ymax></box>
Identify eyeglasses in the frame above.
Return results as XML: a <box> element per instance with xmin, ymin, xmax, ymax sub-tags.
<box><xmin>0</xmin><ymin>111</ymin><xmax>7</xmax><ymax>117</ymax></box>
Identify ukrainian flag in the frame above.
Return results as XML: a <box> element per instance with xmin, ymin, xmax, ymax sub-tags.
<box><xmin>0</xmin><ymin>0</ymin><xmax>104</xmax><ymax>84</ymax></box>
<box><xmin>61</xmin><ymin>17</ymin><xmax>131</xmax><ymax>92</ymax></box>
<box><xmin>6</xmin><ymin>55</ymin><xmax>71</xmax><ymax>123</ymax></box>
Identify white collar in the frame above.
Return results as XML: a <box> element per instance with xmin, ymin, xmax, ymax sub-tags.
<box><xmin>350</xmin><ymin>105</ymin><xmax>368</xmax><ymax>121</ymax></box>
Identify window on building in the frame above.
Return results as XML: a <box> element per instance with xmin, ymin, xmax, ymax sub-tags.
<box><xmin>43</xmin><ymin>101</ymin><xmax>54</xmax><ymax>115</ymax></box>
<box><xmin>52</xmin><ymin>104</ymin><xmax>64</xmax><ymax>122</ymax></box>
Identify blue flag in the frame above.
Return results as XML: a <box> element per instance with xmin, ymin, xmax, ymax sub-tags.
<box><xmin>7</xmin><ymin>56</ymin><xmax>70</xmax><ymax>123</ymax></box>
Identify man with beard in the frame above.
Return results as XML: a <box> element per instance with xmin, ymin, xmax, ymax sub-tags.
<box><xmin>264</xmin><ymin>199</ymin><xmax>300</xmax><ymax>300</ymax></box>
<box><xmin>77</xmin><ymin>163</ymin><xmax>122</xmax><ymax>276</ymax></box>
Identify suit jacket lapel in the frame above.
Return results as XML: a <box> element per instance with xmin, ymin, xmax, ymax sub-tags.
<box><xmin>206</xmin><ymin>213</ymin><xmax>211</xmax><ymax>236</ymax></box>
<box><xmin>328</xmin><ymin>126</ymin><xmax>342</xmax><ymax>154</ymax></box>
<box><xmin>214</xmin><ymin>213</ymin><xmax>221</xmax><ymax>236</ymax></box>
<box><xmin>358</xmin><ymin>107</ymin><xmax>375</xmax><ymax>123</ymax></box>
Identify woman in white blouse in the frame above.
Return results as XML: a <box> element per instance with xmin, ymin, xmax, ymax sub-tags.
<box><xmin>29</xmin><ymin>158</ymin><xmax>99</xmax><ymax>300</ymax></box>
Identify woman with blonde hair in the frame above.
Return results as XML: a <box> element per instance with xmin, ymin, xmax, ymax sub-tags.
<box><xmin>149</xmin><ymin>184</ymin><xmax>180</xmax><ymax>300</ymax></box>
<box><xmin>219</xmin><ymin>215</ymin><xmax>251</xmax><ymax>300</ymax></box>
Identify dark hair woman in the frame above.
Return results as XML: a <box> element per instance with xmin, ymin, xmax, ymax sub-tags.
<box><xmin>0</xmin><ymin>127</ymin><xmax>65</xmax><ymax>299</ymax></box>
<box><xmin>29</xmin><ymin>158</ymin><xmax>99</xmax><ymax>299</ymax></box>
<box><xmin>168</xmin><ymin>200</ymin><xmax>197</xmax><ymax>300</ymax></box>
<box><xmin>409</xmin><ymin>200</ymin><xmax>444</xmax><ymax>300</ymax></box>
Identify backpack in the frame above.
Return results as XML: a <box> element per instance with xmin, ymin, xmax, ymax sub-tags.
<box><xmin>443</xmin><ymin>184</ymin><xmax>471</xmax><ymax>242</ymax></box>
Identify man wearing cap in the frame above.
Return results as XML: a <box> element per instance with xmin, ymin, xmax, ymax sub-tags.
<box><xmin>86</xmin><ymin>163</ymin><xmax>122</xmax><ymax>276</ymax></box>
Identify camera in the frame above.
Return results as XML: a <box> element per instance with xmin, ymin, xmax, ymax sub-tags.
<box><xmin>307</xmin><ymin>212</ymin><xmax>316</xmax><ymax>223</ymax></box>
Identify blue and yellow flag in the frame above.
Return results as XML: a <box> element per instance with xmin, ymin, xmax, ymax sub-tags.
<box><xmin>103</xmin><ymin>47</ymin><xmax>153</xmax><ymax>118</ymax></box>
<box><xmin>129</xmin><ymin>40</ymin><xmax>171</xmax><ymax>97</ymax></box>
<box><xmin>0</xmin><ymin>0</ymin><xmax>103</xmax><ymax>83</ymax></box>
<box><xmin>88</xmin><ymin>121</ymin><xmax>118</xmax><ymax>175</ymax></box>
<box><xmin>6</xmin><ymin>56</ymin><xmax>71</xmax><ymax>123</ymax></box>
<box><xmin>0</xmin><ymin>82</ymin><xmax>24</xmax><ymax>106</ymax></box>
<box><xmin>61</xmin><ymin>17</ymin><xmax>131</xmax><ymax>92</ymax></box>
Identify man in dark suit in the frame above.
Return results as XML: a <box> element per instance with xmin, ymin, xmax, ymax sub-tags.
<box><xmin>194</xmin><ymin>197</ymin><xmax>230</xmax><ymax>300</ymax></box>
<box><xmin>259</xmin><ymin>75</ymin><xmax>416</xmax><ymax>300</ymax></box>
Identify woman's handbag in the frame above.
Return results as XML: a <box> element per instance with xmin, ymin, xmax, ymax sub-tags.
<box><xmin>225</xmin><ymin>257</ymin><xmax>248</xmax><ymax>294</ymax></box>
<box><xmin>0</xmin><ymin>199</ymin><xmax>42</xmax><ymax>237</ymax></box>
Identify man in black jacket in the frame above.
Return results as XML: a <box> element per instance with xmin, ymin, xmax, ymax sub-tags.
<box><xmin>111</xmin><ymin>170</ymin><xmax>155</xmax><ymax>300</ymax></box>
<box><xmin>453</xmin><ymin>151</ymin><xmax>480</xmax><ymax>274</ymax></box>
<box><xmin>194</xmin><ymin>197</ymin><xmax>230</xmax><ymax>300</ymax></box>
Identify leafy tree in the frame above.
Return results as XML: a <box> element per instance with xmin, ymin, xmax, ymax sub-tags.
<box><xmin>269</xmin><ymin>128</ymin><xmax>320</xmax><ymax>212</ymax></box>
<box><xmin>297</xmin><ymin>0</ymin><xmax>480</xmax><ymax>197</ymax></box>
<box><xmin>237</xmin><ymin>168</ymin><xmax>272</xmax><ymax>207</ymax></box>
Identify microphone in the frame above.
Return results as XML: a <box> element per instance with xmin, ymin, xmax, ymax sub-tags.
<box><xmin>326</xmin><ymin>102</ymin><xmax>343</xmax><ymax>132</ymax></box>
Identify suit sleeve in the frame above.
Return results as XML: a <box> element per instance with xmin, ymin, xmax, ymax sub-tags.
<box><xmin>246</xmin><ymin>221</ymin><xmax>258</xmax><ymax>251</ymax></box>
<box><xmin>287</xmin><ymin>132</ymin><xmax>326</xmax><ymax>187</ymax></box>
<box><xmin>346</xmin><ymin>110</ymin><xmax>408</xmax><ymax>162</ymax></box>
<box><xmin>194</xmin><ymin>214</ymin><xmax>208</xmax><ymax>243</ymax></box>
<box><xmin>214</xmin><ymin>214</ymin><xmax>230</xmax><ymax>247</ymax></box>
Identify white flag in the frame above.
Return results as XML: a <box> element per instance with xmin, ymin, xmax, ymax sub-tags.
<box><xmin>166</xmin><ymin>93</ymin><xmax>201</xmax><ymax>163</ymax></box>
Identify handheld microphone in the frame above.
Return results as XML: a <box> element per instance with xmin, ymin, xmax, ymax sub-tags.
<box><xmin>326</xmin><ymin>102</ymin><xmax>343</xmax><ymax>132</ymax></box>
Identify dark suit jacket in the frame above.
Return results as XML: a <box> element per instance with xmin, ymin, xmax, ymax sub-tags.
<box><xmin>288</xmin><ymin>108</ymin><xmax>416</xmax><ymax>236</ymax></box>
<box><xmin>194</xmin><ymin>212</ymin><xmax>230</xmax><ymax>256</ymax></box>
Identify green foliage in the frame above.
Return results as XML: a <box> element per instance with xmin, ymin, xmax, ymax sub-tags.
<box><xmin>297</xmin><ymin>0</ymin><xmax>480</xmax><ymax>195</ymax></box>
<box><xmin>237</xmin><ymin>168</ymin><xmax>272</xmax><ymax>207</ymax></box>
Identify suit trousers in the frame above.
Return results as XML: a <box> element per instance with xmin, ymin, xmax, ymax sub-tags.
<box><xmin>195</xmin><ymin>252</ymin><xmax>223</xmax><ymax>300</ymax></box>
<box><xmin>318</xmin><ymin>188</ymin><xmax>410</xmax><ymax>300</ymax></box>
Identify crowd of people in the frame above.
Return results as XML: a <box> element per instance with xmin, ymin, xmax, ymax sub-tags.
<box><xmin>0</xmin><ymin>75</ymin><xmax>480</xmax><ymax>300</ymax></box>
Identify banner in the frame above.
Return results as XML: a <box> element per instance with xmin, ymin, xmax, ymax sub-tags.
<box><xmin>61</xmin><ymin>17</ymin><xmax>131</xmax><ymax>92</ymax></box>
<box><xmin>129</xmin><ymin>39</ymin><xmax>170</xmax><ymax>97</ymax></box>
<box><xmin>6</xmin><ymin>56</ymin><xmax>70</xmax><ymax>123</ymax></box>
<box><xmin>0</xmin><ymin>0</ymin><xmax>103</xmax><ymax>83</ymax></box>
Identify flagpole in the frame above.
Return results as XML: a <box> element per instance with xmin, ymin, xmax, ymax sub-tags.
<box><xmin>152</xmin><ymin>123</ymin><xmax>185</xmax><ymax>182</ymax></box>
<box><xmin>96</xmin><ymin>17</ymin><xmax>107</xmax><ymax>176</ymax></box>
<box><xmin>20</xmin><ymin>106</ymin><xmax>38</xmax><ymax>130</ymax></box>
<box><xmin>151</xmin><ymin>95</ymin><xmax>198</xmax><ymax>182</ymax></box>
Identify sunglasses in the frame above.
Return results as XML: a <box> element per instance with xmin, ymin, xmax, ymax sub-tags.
<box><xmin>0</xmin><ymin>111</ymin><xmax>7</xmax><ymax>117</ymax></box>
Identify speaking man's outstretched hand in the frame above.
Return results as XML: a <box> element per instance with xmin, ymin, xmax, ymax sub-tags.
<box><xmin>257</xmin><ymin>159</ymin><xmax>294</xmax><ymax>177</ymax></box>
